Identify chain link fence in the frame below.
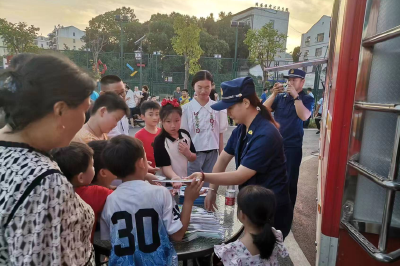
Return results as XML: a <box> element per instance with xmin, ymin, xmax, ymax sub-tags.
<box><xmin>60</xmin><ymin>50</ymin><xmax>325</xmax><ymax>103</ymax></box>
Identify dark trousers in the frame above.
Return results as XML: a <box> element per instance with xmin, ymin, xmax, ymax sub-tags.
<box><xmin>284</xmin><ymin>147</ymin><xmax>303</xmax><ymax>210</ymax></box>
<box><xmin>303</xmin><ymin>118</ymin><xmax>310</xmax><ymax>128</ymax></box>
<box><xmin>228</xmin><ymin>117</ymin><xmax>234</xmax><ymax>126</ymax></box>
<box><xmin>274</xmin><ymin>202</ymin><xmax>293</xmax><ymax>239</ymax></box>
<box><xmin>315</xmin><ymin>113</ymin><xmax>322</xmax><ymax>130</ymax></box>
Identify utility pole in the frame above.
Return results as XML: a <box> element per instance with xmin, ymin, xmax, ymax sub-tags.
<box><xmin>115</xmin><ymin>15</ymin><xmax>129</xmax><ymax>78</ymax></box>
<box><xmin>134</xmin><ymin>35</ymin><xmax>147</xmax><ymax>90</ymax></box>
<box><xmin>139</xmin><ymin>40</ymin><xmax>143</xmax><ymax>90</ymax></box>
<box><xmin>230</xmin><ymin>21</ymin><xmax>246</xmax><ymax>78</ymax></box>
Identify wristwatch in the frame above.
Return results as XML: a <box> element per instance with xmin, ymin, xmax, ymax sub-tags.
<box><xmin>294</xmin><ymin>96</ymin><xmax>300</xmax><ymax>101</ymax></box>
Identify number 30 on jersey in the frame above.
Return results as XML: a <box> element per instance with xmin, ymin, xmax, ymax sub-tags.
<box><xmin>111</xmin><ymin>209</ymin><xmax>161</xmax><ymax>256</ymax></box>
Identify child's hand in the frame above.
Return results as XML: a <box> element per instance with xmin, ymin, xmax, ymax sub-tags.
<box><xmin>184</xmin><ymin>179</ymin><xmax>204</xmax><ymax>202</ymax></box>
<box><xmin>147</xmin><ymin>164</ymin><xmax>160</xmax><ymax>174</ymax></box>
<box><xmin>145</xmin><ymin>173</ymin><xmax>161</xmax><ymax>185</ymax></box>
<box><xmin>171</xmin><ymin>177</ymin><xmax>182</xmax><ymax>189</ymax></box>
<box><xmin>178</xmin><ymin>141</ymin><xmax>191</xmax><ymax>159</ymax></box>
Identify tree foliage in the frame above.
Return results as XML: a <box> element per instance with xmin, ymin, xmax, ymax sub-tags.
<box><xmin>147</xmin><ymin>14</ymin><xmax>177</xmax><ymax>54</ymax></box>
<box><xmin>82</xmin><ymin>7</ymin><xmax>140</xmax><ymax>52</ymax></box>
<box><xmin>199</xmin><ymin>31</ymin><xmax>229</xmax><ymax>57</ymax></box>
<box><xmin>244</xmin><ymin>22</ymin><xmax>287</xmax><ymax>85</ymax></box>
<box><xmin>291</xmin><ymin>46</ymin><xmax>301</xmax><ymax>62</ymax></box>
<box><xmin>83</xmin><ymin>9</ymin><xmax>249</xmax><ymax>59</ymax></box>
<box><xmin>81</xmin><ymin>7</ymin><xmax>144</xmax><ymax>77</ymax></box>
<box><xmin>0</xmin><ymin>18</ymin><xmax>40</xmax><ymax>54</ymax></box>
<box><xmin>172</xmin><ymin>15</ymin><xmax>203</xmax><ymax>90</ymax></box>
<box><xmin>213</xmin><ymin>13</ymin><xmax>249</xmax><ymax>59</ymax></box>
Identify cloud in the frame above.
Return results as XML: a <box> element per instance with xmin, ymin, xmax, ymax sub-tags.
<box><xmin>0</xmin><ymin>0</ymin><xmax>333</xmax><ymax>51</ymax></box>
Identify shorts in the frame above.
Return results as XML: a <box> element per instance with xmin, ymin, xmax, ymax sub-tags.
<box><xmin>130</xmin><ymin>107</ymin><xmax>140</xmax><ymax>118</ymax></box>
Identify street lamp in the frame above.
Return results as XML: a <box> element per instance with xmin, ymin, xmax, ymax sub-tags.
<box><xmin>115</xmin><ymin>15</ymin><xmax>129</xmax><ymax>77</ymax></box>
<box><xmin>230</xmin><ymin>21</ymin><xmax>246</xmax><ymax>78</ymax></box>
<box><xmin>214</xmin><ymin>54</ymin><xmax>221</xmax><ymax>76</ymax></box>
<box><xmin>153</xmin><ymin>51</ymin><xmax>161</xmax><ymax>82</ymax></box>
<box><xmin>134</xmin><ymin>35</ymin><xmax>146</xmax><ymax>90</ymax></box>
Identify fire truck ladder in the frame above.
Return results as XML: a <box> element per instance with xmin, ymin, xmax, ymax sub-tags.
<box><xmin>341</xmin><ymin>20</ymin><xmax>400</xmax><ymax>263</ymax></box>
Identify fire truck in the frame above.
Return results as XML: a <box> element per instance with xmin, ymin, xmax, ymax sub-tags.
<box><xmin>268</xmin><ymin>0</ymin><xmax>400</xmax><ymax>264</ymax></box>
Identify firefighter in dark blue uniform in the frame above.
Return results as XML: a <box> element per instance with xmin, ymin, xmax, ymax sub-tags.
<box><xmin>264</xmin><ymin>69</ymin><xmax>314</xmax><ymax>210</ymax></box>
<box><xmin>189</xmin><ymin>77</ymin><xmax>292</xmax><ymax>238</ymax></box>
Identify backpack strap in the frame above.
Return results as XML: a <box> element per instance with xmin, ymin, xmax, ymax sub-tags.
<box><xmin>4</xmin><ymin>169</ymin><xmax>61</xmax><ymax>228</ymax></box>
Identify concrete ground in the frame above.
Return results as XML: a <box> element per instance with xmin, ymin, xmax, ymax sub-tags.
<box><xmin>129</xmin><ymin>126</ymin><xmax>320</xmax><ymax>265</ymax></box>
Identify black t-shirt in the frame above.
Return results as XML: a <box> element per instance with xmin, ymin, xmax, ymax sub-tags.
<box><xmin>139</xmin><ymin>92</ymin><xmax>149</xmax><ymax>106</ymax></box>
<box><xmin>154</xmin><ymin>129</ymin><xmax>196</xmax><ymax>177</ymax></box>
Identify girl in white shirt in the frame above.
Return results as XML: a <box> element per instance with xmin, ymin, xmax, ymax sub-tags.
<box><xmin>181</xmin><ymin>70</ymin><xmax>228</xmax><ymax>179</ymax></box>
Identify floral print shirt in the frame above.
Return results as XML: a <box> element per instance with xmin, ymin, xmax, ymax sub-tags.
<box><xmin>214</xmin><ymin>228</ymin><xmax>288</xmax><ymax>266</ymax></box>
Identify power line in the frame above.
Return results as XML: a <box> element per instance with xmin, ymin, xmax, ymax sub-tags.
<box><xmin>289</xmin><ymin>24</ymin><xmax>303</xmax><ymax>34</ymax></box>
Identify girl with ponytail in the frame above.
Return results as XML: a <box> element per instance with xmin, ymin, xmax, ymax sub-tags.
<box><xmin>214</xmin><ymin>185</ymin><xmax>288</xmax><ymax>265</ymax></box>
<box><xmin>188</xmin><ymin>77</ymin><xmax>293</xmax><ymax>238</ymax></box>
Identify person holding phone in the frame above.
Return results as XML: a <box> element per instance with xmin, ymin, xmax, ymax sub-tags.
<box><xmin>263</xmin><ymin>69</ymin><xmax>314</xmax><ymax>210</ymax></box>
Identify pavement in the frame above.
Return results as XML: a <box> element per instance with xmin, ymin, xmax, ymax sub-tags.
<box><xmin>129</xmin><ymin>126</ymin><xmax>320</xmax><ymax>265</ymax></box>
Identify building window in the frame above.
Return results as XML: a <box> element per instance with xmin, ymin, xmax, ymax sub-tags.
<box><xmin>73</xmin><ymin>39</ymin><xmax>76</xmax><ymax>43</ymax></box>
<box><xmin>41</xmin><ymin>44</ymin><xmax>43</xmax><ymax>48</ymax></box>
<box><xmin>247</xmin><ymin>20</ymin><xmax>251</xmax><ymax>26</ymax></box>
<box><xmin>305</xmin><ymin>36</ymin><xmax>311</xmax><ymax>46</ymax></box>
<box><xmin>315</xmin><ymin>47</ymin><xmax>322</xmax><ymax>57</ymax></box>
<box><xmin>317</xmin><ymin>33</ymin><xmax>324</xmax><ymax>42</ymax></box>
<box><xmin>269</xmin><ymin>20</ymin><xmax>275</xmax><ymax>28</ymax></box>
<box><xmin>73</xmin><ymin>46</ymin><xmax>76</xmax><ymax>50</ymax></box>
<box><xmin>73</xmin><ymin>32</ymin><xmax>75</xmax><ymax>36</ymax></box>
<box><xmin>304</xmin><ymin>50</ymin><xmax>309</xmax><ymax>59</ymax></box>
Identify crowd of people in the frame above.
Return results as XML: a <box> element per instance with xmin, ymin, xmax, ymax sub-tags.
<box><xmin>0</xmin><ymin>53</ymin><xmax>314</xmax><ymax>266</ymax></box>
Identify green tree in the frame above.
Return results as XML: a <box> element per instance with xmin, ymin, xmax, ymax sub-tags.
<box><xmin>82</xmin><ymin>7</ymin><xmax>141</xmax><ymax>76</ymax></box>
<box><xmin>214</xmin><ymin>13</ymin><xmax>249</xmax><ymax>59</ymax></box>
<box><xmin>172</xmin><ymin>15</ymin><xmax>203</xmax><ymax>90</ymax></box>
<box><xmin>82</xmin><ymin>7</ymin><xmax>138</xmax><ymax>52</ymax></box>
<box><xmin>244</xmin><ymin>22</ymin><xmax>287</xmax><ymax>86</ymax></box>
<box><xmin>0</xmin><ymin>18</ymin><xmax>40</xmax><ymax>54</ymax></box>
<box><xmin>147</xmin><ymin>17</ymin><xmax>175</xmax><ymax>54</ymax></box>
<box><xmin>199</xmin><ymin>31</ymin><xmax>229</xmax><ymax>57</ymax></box>
<box><xmin>291</xmin><ymin>46</ymin><xmax>301</xmax><ymax>62</ymax></box>
<box><xmin>202</xmin><ymin>13</ymin><xmax>217</xmax><ymax>36</ymax></box>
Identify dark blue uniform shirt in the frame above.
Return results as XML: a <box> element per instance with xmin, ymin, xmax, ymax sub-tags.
<box><xmin>225</xmin><ymin>113</ymin><xmax>290</xmax><ymax>206</ymax></box>
<box><xmin>272</xmin><ymin>91</ymin><xmax>314</xmax><ymax>148</ymax></box>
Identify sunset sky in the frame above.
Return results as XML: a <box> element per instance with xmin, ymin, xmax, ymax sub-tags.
<box><xmin>0</xmin><ymin>0</ymin><xmax>334</xmax><ymax>52</ymax></box>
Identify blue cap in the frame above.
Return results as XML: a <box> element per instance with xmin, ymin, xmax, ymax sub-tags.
<box><xmin>211</xmin><ymin>77</ymin><xmax>255</xmax><ymax>111</ymax></box>
<box><xmin>284</xmin><ymin>69</ymin><xmax>306</xmax><ymax>79</ymax></box>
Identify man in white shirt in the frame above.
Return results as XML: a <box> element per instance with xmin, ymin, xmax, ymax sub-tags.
<box><xmin>125</xmin><ymin>85</ymin><xmax>137</xmax><ymax>127</ymax></box>
<box><xmin>100</xmin><ymin>75</ymin><xmax>130</xmax><ymax>137</ymax></box>
<box><xmin>134</xmin><ymin>86</ymin><xmax>143</xmax><ymax>106</ymax></box>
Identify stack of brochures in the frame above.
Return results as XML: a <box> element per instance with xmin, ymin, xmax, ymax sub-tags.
<box><xmin>178</xmin><ymin>206</ymin><xmax>224</xmax><ymax>242</ymax></box>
